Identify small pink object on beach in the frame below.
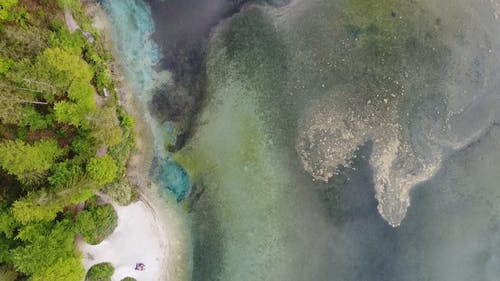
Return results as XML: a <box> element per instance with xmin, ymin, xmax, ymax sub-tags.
<box><xmin>135</xmin><ymin>263</ymin><xmax>146</xmax><ymax>271</ymax></box>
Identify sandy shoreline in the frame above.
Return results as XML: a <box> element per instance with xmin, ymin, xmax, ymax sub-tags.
<box><xmin>78</xmin><ymin>198</ymin><xmax>167</xmax><ymax>281</ymax></box>
<box><xmin>77</xmin><ymin>3</ymin><xmax>192</xmax><ymax>281</ymax></box>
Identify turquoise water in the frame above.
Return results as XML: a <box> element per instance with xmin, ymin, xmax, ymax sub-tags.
<box><xmin>101</xmin><ymin>0</ymin><xmax>191</xmax><ymax>200</ymax></box>
<box><xmin>155</xmin><ymin>159</ymin><xmax>191</xmax><ymax>201</ymax></box>
<box><xmin>101</xmin><ymin>0</ymin><xmax>161</xmax><ymax>96</ymax></box>
<box><xmin>101</xmin><ymin>0</ymin><xmax>500</xmax><ymax>280</ymax></box>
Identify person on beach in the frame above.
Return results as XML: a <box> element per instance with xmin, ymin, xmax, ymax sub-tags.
<box><xmin>135</xmin><ymin>263</ymin><xmax>146</xmax><ymax>271</ymax></box>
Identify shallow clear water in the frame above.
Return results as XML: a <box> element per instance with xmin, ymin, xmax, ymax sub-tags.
<box><xmin>102</xmin><ymin>0</ymin><xmax>192</xmax><ymax>199</ymax></box>
<box><xmin>102</xmin><ymin>0</ymin><xmax>500</xmax><ymax>280</ymax></box>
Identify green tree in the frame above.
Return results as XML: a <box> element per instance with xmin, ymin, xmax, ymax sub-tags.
<box><xmin>0</xmin><ymin>139</ymin><xmax>65</xmax><ymax>180</ymax></box>
<box><xmin>12</xmin><ymin>178</ymin><xmax>96</xmax><ymax>224</ymax></box>
<box><xmin>48</xmin><ymin>161</ymin><xmax>83</xmax><ymax>190</ymax></box>
<box><xmin>22</xmin><ymin>106</ymin><xmax>51</xmax><ymax>130</ymax></box>
<box><xmin>68</xmin><ymin>79</ymin><xmax>95</xmax><ymax>108</ymax></box>
<box><xmin>70</xmin><ymin>133</ymin><xmax>96</xmax><ymax>160</ymax></box>
<box><xmin>76</xmin><ymin>203</ymin><xmax>117</xmax><ymax>244</ymax></box>
<box><xmin>0</xmin><ymin>206</ymin><xmax>18</xmax><ymax>238</ymax></box>
<box><xmin>12</xmin><ymin>192</ymin><xmax>64</xmax><ymax>224</ymax></box>
<box><xmin>31</xmin><ymin>257</ymin><xmax>84</xmax><ymax>281</ymax></box>
<box><xmin>54</xmin><ymin>81</ymin><xmax>96</xmax><ymax>127</ymax></box>
<box><xmin>11</xmin><ymin>219</ymin><xmax>85</xmax><ymax>281</ymax></box>
<box><xmin>85</xmin><ymin>262</ymin><xmax>114</xmax><ymax>281</ymax></box>
<box><xmin>0</xmin><ymin>0</ymin><xmax>19</xmax><ymax>21</ymax></box>
<box><xmin>86</xmin><ymin>155</ymin><xmax>117</xmax><ymax>185</ymax></box>
<box><xmin>102</xmin><ymin>179</ymin><xmax>136</xmax><ymax>206</ymax></box>
<box><xmin>0</xmin><ymin>87</ymin><xmax>42</xmax><ymax>125</ymax></box>
<box><xmin>0</xmin><ymin>234</ymin><xmax>14</xmax><ymax>263</ymax></box>
<box><xmin>0</xmin><ymin>1</ymin><xmax>136</xmax><ymax>280</ymax></box>
<box><xmin>0</xmin><ymin>90</ymin><xmax>24</xmax><ymax>124</ymax></box>
<box><xmin>54</xmin><ymin>100</ymin><xmax>88</xmax><ymax>126</ymax></box>
<box><xmin>39</xmin><ymin>47</ymin><xmax>93</xmax><ymax>83</ymax></box>
<box><xmin>88</xmin><ymin>107</ymin><xmax>123</xmax><ymax>147</ymax></box>
<box><xmin>0</xmin><ymin>265</ymin><xmax>18</xmax><ymax>281</ymax></box>
<box><xmin>0</xmin><ymin>57</ymin><xmax>13</xmax><ymax>75</ymax></box>
<box><xmin>48</xmin><ymin>21</ymin><xmax>85</xmax><ymax>53</ymax></box>
<box><xmin>7</xmin><ymin>48</ymin><xmax>93</xmax><ymax>100</ymax></box>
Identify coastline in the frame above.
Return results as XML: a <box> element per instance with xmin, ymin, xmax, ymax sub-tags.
<box><xmin>80</xmin><ymin>3</ymin><xmax>192</xmax><ymax>280</ymax></box>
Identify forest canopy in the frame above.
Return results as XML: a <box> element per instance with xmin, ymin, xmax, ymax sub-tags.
<box><xmin>0</xmin><ymin>0</ymin><xmax>136</xmax><ymax>280</ymax></box>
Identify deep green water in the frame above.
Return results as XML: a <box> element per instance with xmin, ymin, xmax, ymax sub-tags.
<box><xmin>102</xmin><ymin>0</ymin><xmax>500</xmax><ymax>280</ymax></box>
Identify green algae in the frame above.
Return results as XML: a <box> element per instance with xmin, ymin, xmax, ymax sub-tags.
<box><xmin>223</xmin><ymin>7</ymin><xmax>287</xmax><ymax>93</ymax></box>
<box><xmin>284</xmin><ymin>0</ymin><xmax>450</xmax><ymax>112</ymax></box>
<box><xmin>215</xmin><ymin>6</ymin><xmax>297</xmax><ymax>148</ymax></box>
<box><xmin>179</xmin><ymin>87</ymin><xmax>298</xmax><ymax>280</ymax></box>
<box><xmin>344</xmin><ymin>0</ymin><xmax>405</xmax><ymax>49</ymax></box>
<box><xmin>178</xmin><ymin>22</ymin><xmax>305</xmax><ymax>277</ymax></box>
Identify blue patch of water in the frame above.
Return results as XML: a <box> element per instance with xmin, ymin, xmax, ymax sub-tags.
<box><xmin>102</xmin><ymin>0</ymin><xmax>191</xmax><ymax>200</ymax></box>
<box><xmin>101</xmin><ymin>0</ymin><xmax>161</xmax><ymax>95</ymax></box>
<box><xmin>156</xmin><ymin>159</ymin><xmax>192</xmax><ymax>202</ymax></box>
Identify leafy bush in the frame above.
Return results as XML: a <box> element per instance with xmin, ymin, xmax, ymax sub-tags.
<box><xmin>93</xmin><ymin>65</ymin><xmax>113</xmax><ymax>93</ymax></box>
<box><xmin>57</xmin><ymin>0</ymin><xmax>80</xmax><ymax>9</ymax></box>
<box><xmin>121</xmin><ymin>277</ymin><xmax>137</xmax><ymax>281</ymax></box>
<box><xmin>117</xmin><ymin>108</ymin><xmax>135</xmax><ymax>135</ymax></box>
<box><xmin>76</xmin><ymin>203</ymin><xmax>118</xmax><ymax>244</ymax></box>
<box><xmin>102</xmin><ymin>179</ymin><xmax>137</xmax><ymax>206</ymax></box>
<box><xmin>85</xmin><ymin>262</ymin><xmax>114</xmax><ymax>281</ymax></box>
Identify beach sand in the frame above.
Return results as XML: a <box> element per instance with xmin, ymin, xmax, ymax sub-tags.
<box><xmin>78</xmin><ymin>200</ymin><xmax>167</xmax><ymax>281</ymax></box>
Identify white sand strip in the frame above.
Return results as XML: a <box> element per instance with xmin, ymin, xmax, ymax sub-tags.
<box><xmin>78</xmin><ymin>200</ymin><xmax>167</xmax><ymax>281</ymax></box>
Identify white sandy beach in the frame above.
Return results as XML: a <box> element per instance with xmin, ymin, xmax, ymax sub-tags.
<box><xmin>78</xmin><ymin>157</ymin><xmax>191</xmax><ymax>281</ymax></box>
<box><xmin>78</xmin><ymin>200</ymin><xmax>167</xmax><ymax>281</ymax></box>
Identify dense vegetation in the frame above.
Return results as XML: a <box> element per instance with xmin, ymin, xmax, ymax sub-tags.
<box><xmin>0</xmin><ymin>0</ymin><xmax>136</xmax><ymax>280</ymax></box>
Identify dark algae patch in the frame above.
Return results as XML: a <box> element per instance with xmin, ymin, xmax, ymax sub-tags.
<box><xmin>147</xmin><ymin>0</ymin><xmax>251</xmax><ymax>151</ymax></box>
